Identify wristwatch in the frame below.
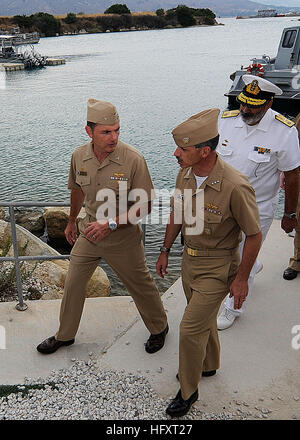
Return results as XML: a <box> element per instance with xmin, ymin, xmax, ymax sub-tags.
<box><xmin>284</xmin><ymin>212</ymin><xmax>297</xmax><ymax>219</ymax></box>
<box><xmin>160</xmin><ymin>246</ymin><xmax>170</xmax><ymax>253</ymax></box>
<box><xmin>108</xmin><ymin>218</ymin><xmax>118</xmax><ymax>231</ymax></box>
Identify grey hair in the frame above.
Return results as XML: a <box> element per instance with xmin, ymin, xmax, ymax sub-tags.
<box><xmin>195</xmin><ymin>134</ymin><xmax>220</xmax><ymax>151</ymax></box>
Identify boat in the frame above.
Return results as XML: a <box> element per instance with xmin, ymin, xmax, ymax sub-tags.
<box><xmin>225</xmin><ymin>25</ymin><xmax>300</xmax><ymax>117</ymax></box>
<box><xmin>0</xmin><ymin>36</ymin><xmax>23</xmax><ymax>63</ymax></box>
<box><xmin>0</xmin><ymin>36</ymin><xmax>46</xmax><ymax>69</ymax></box>
<box><xmin>0</xmin><ymin>28</ymin><xmax>40</xmax><ymax>46</ymax></box>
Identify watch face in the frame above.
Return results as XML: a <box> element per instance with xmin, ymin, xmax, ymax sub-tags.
<box><xmin>109</xmin><ymin>220</ymin><xmax>117</xmax><ymax>230</ymax></box>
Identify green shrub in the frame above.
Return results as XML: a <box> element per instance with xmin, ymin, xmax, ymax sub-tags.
<box><xmin>64</xmin><ymin>12</ymin><xmax>77</xmax><ymax>24</ymax></box>
<box><xmin>104</xmin><ymin>4</ymin><xmax>131</xmax><ymax>14</ymax></box>
<box><xmin>156</xmin><ymin>8</ymin><xmax>165</xmax><ymax>17</ymax></box>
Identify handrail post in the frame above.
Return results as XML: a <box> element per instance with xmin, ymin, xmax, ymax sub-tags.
<box><xmin>8</xmin><ymin>206</ymin><xmax>28</xmax><ymax>311</ymax></box>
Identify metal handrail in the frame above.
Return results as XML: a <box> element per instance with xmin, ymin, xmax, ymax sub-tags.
<box><xmin>0</xmin><ymin>201</ymin><xmax>150</xmax><ymax>311</ymax></box>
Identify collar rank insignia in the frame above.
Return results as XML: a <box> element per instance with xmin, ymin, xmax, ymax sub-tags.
<box><xmin>254</xmin><ymin>146</ymin><xmax>271</xmax><ymax>154</ymax></box>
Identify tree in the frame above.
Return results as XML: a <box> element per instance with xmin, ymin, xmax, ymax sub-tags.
<box><xmin>64</xmin><ymin>12</ymin><xmax>77</xmax><ymax>24</ymax></box>
<box><xmin>104</xmin><ymin>4</ymin><xmax>131</xmax><ymax>14</ymax></box>
<box><xmin>176</xmin><ymin>5</ymin><xmax>196</xmax><ymax>27</ymax></box>
<box><xmin>13</xmin><ymin>15</ymin><xmax>34</xmax><ymax>29</ymax></box>
<box><xmin>31</xmin><ymin>12</ymin><xmax>62</xmax><ymax>37</ymax></box>
<box><xmin>156</xmin><ymin>8</ymin><xmax>165</xmax><ymax>17</ymax></box>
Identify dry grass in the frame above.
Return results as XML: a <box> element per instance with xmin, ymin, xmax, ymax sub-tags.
<box><xmin>54</xmin><ymin>11</ymin><xmax>156</xmax><ymax>19</ymax></box>
<box><xmin>1</xmin><ymin>11</ymin><xmax>157</xmax><ymax>19</ymax></box>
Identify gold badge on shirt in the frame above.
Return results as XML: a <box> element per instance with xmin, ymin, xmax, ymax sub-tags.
<box><xmin>205</xmin><ymin>203</ymin><xmax>222</xmax><ymax>215</ymax></box>
<box><xmin>110</xmin><ymin>173</ymin><xmax>128</xmax><ymax>181</ymax></box>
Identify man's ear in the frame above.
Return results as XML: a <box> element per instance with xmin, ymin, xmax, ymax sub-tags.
<box><xmin>85</xmin><ymin>125</ymin><xmax>93</xmax><ymax>139</ymax></box>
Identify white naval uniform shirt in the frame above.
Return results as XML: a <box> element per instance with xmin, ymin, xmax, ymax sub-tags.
<box><xmin>217</xmin><ymin>109</ymin><xmax>300</xmax><ymax>208</ymax></box>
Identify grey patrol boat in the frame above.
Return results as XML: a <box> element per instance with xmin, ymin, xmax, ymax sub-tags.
<box><xmin>226</xmin><ymin>25</ymin><xmax>300</xmax><ymax>117</ymax></box>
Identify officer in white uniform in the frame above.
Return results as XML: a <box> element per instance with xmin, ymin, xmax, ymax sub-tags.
<box><xmin>217</xmin><ymin>74</ymin><xmax>300</xmax><ymax>330</ymax></box>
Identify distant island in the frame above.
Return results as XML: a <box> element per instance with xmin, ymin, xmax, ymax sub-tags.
<box><xmin>0</xmin><ymin>5</ymin><xmax>219</xmax><ymax>38</ymax></box>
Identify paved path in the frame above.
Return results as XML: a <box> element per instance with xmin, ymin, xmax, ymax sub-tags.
<box><xmin>1</xmin><ymin>220</ymin><xmax>299</xmax><ymax>419</ymax></box>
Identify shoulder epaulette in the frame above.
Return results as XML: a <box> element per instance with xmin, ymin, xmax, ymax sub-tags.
<box><xmin>222</xmin><ymin>110</ymin><xmax>240</xmax><ymax>119</ymax></box>
<box><xmin>275</xmin><ymin>114</ymin><xmax>295</xmax><ymax>127</ymax></box>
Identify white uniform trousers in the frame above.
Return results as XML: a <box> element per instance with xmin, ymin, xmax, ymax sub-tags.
<box><xmin>224</xmin><ymin>196</ymin><xmax>278</xmax><ymax>315</ymax></box>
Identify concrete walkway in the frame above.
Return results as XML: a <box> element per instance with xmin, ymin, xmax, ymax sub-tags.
<box><xmin>0</xmin><ymin>220</ymin><xmax>299</xmax><ymax>419</ymax></box>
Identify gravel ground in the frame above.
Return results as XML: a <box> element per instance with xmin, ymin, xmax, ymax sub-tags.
<box><xmin>0</xmin><ymin>353</ymin><xmax>240</xmax><ymax>421</ymax></box>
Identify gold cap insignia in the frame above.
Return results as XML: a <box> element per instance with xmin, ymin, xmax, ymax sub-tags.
<box><xmin>246</xmin><ymin>80</ymin><xmax>260</xmax><ymax>96</ymax></box>
<box><xmin>183</xmin><ymin>137</ymin><xmax>190</xmax><ymax>144</ymax></box>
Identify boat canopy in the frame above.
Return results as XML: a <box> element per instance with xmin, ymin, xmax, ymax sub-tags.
<box><xmin>275</xmin><ymin>26</ymin><xmax>300</xmax><ymax>69</ymax></box>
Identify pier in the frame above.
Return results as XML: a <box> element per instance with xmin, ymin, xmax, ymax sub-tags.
<box><xmin>1</xmin><ymin>63</ymin><xmax>24</xmax><ymax>71</ymax></box>
<box><xmin>1</xmin><ymin>58</ymin><xmax>66</xmax><ymax>71</ymax></box>
<box><xmin>45</xmin><ymin>58</ymin><xmax>66</xmax><ymax>66</ymax></box>
<box><xmin>0</xmin><ymin>220</ymin><xmax>299</xmax><ymax>419</ymax></box>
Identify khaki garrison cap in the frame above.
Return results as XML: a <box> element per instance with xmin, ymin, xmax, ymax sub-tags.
<box><xmin>87</xmin><ymin>98</ymin><xmax>119</xmax><ymax>125</ymax></box>
<box><xmin>172</xmin><ymin>108</ymin><xmax>220</xmax><ymax>148</ymax></box>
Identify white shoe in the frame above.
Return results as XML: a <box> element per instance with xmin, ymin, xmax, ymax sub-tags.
<box><xmin>256</xmin><ymin>262</ymin><xmax>263</xmax><ymax>275</ymax></box>
<box><xmin>217</xmin><ymin>308</ymin><xmax>238</xmax><ymax>330</ymax></box>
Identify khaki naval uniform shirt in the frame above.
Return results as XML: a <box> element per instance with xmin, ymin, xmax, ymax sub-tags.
<box><xmin>68</xmin><ymin>140</ymin><xmax>155</xmax><ymax>228</ymax></box>
<box><xmin>174</xmin><ymin>155</ymin><xmax>261</xmax><ymax>252</ymax></box>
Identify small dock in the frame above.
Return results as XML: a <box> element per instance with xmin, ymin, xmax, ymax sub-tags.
<box><xmin>0</xmin><ymin>58</ymin><xmax>66</xmax><ymax>72</ymax></box>
<box><xmin>1</xmin><ymin>63</ymin><xmax>24</xmax><ymax>71</ymax></box>
<box><xmin>45</xmin><ymin>58</ymin><xmax>66</xmax><ymax>66</ymax></box>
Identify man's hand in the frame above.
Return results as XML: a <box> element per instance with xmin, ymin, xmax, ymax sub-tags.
<box><xmin>156</xmin><ymin>253</ymin><xmax>169</xmax><ymax>278</ymax></box>
<box><xmin>229</xmin><ymin>278</ymin><xmax>249</xmax><ymax>310</ymax></box>
<box><xmin>84</xmin><ymin>220</ymin><xmax>111</xmax><ymax>243</ymax></box>
<box><xmin>281</xmin><ymin>215</ymin><xmax>298</xmax><ymax>234</ymax></box>
<box><xmin>65</xmin><ymin>221</ymin><xmax>78</xmax><ymax>245</ymax></box>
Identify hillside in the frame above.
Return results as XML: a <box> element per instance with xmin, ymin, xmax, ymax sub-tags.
<box><xmin>1</xmin><ymin>0</ymin><xmax>300</xmax><ymax>18</ymax></box>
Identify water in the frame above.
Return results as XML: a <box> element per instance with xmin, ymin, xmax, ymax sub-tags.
<box><xmin>0</xmin><ymin>16</ymin><xmax>294</xmax><ymax>294</ymax></box>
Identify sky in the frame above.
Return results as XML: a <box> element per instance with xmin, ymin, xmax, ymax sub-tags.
<box><xmin>251</xmin><ymin>0</ymin><xmax>300</xmax><ymax>7</ymax></box>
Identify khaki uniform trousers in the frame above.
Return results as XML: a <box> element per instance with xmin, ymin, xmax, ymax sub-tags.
<box><xmin>178</xmin><ymin>248</ymin><xmax>240</xmax><ymax>400</ymax></box>
<box><xmin>289</xmin><ymin>180</ymin><xmax>300</xmax><ymax>272</ymax></box>
<box><xmin>56</xmin><ymin>223</ymin><xmax>167</xmax><ymax>341</ymax></box>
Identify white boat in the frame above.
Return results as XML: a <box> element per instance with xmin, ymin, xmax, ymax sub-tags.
<box><xmin>226</xmin><ymin>25</ymin><xmax>300</xmax><ymax>117</ymax></box>
<box><xmin>0</xmin><ymin>31</ymin><xmax>40</xmax><ymax>46</ymax></box>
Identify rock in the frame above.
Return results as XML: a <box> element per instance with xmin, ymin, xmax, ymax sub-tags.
<box><xmin>43</xmin><ymin>207</ymin><xmax>86</xmax><ymax>239</ymax></box>
<box><xmin>0</xmin><ymin>219</ymin><xmax>110</xmax><ymax>299</ymax></box>
<box><xmin>14</xmin><ymin>209</ymin><xmax>45</xmax><ymax>234</ymax></box>
<box><xmin>0</xmin><ymin>207</ymin><xmax>4</xmax><ymax>220</ymax></box>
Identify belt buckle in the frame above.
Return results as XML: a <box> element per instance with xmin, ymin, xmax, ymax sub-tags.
<box><xmin>188</xmin><ymin>247</ymin><xmax>196</xmax><ymax>256</ymax></box>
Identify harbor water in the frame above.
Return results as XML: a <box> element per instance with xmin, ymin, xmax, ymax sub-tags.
<box><xmin>0</xmin><ymin>16</ymin><xmax>294</xmax><ymax>294</ymax></box>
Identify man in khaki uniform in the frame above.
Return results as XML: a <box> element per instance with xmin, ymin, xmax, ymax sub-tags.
<box><xmin>283</xmin><ymin>113</ymin><xmax>300</xmax><ymax>280</ymax></box>
<box><xmin>37</xmin><ymin>99</ymin><xmax>168</xmax><ymax>354</ymax></box>
<box><xmin>156</xmin><ymin>109</ymin><xmax>262</xmax><ymax>417</ymax></box>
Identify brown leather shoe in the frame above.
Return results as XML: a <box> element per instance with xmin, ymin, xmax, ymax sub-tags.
<box><xmin>36</xmin><ymin>336</ymin><xmax>75</xmax><ymax>354</ymax></box>
<box><xmin>145</xmin><ymin>324</ymin><xmax>169</xmax><ymax>354</ymax></box>
<box><xmin>283</xmin><ymin>267</ymin><xmax>298</xmax><ymax>280</ymax></box>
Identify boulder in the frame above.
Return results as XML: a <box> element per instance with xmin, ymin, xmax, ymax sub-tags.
<box><xmin>14</xmin><ymin>209</ymin><xmax>45</xmax><ymax>234</ymax></box>
<box><xmin>0</xmin><ymin>219</ymin><xmax>110</xmax><ymax>299</ymax></box>
<box><xmin>43</xmin><ymin>207</ymin><xmax>86</xmax><ymax>239</ymax></box>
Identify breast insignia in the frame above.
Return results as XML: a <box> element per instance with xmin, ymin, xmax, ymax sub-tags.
<box><xmin>275</xmin><ymin>114</ymin><xmax>295</xmax><ymax>127</ymax></box>
<box><xmin>221</xmin><ymin>110</ymin><xmax>240</xmax><ymax>119</ymax></box>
